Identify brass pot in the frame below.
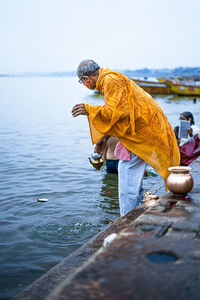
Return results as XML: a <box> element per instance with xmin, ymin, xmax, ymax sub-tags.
<box><xmin>88</xmin><ymin>157</ymin><xmax>104</xmax><ymax>170</ymax></box>
<box><xmin>166</xmin><ymin>166</ymin><xmax>194</xmax><ymax>195</ymax></box>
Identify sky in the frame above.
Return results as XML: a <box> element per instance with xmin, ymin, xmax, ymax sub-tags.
<box><xmin>0</xmin><ymin>0</ymin><xmax>200</xmax><ymax>73</ymax></box>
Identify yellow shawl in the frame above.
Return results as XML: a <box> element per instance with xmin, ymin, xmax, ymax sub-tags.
<box><xmin>85</xmin><ymin>68</ymin><xmax>180</xmax><ymax>180</ymax></box>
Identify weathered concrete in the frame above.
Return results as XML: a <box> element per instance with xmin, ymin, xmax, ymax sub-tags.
<box><xmin>14</xmin><ymin>161</ymin><xmax>200</xmax><ymax>300</ymax></box>
<box><xmin>48</xmin><ymin>232</ymin><xmax>200</xmax><ymax>300</ymax></box>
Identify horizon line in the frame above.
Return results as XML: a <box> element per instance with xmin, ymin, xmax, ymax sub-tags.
<box><xmin>0</xmin><ymin>66</ymin><xmax>200</xmax><ymax>78</ymax></box>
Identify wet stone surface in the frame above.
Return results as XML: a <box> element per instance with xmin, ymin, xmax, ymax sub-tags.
<box><xmin>48</xmin><ymin>233</ymin><xmax>200</xmax><ymax>300</ymax></box>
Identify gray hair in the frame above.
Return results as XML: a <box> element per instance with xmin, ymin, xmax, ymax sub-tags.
<box><xmin>77</xmin><ymin>60</ymin><xmax>100</xmax><ymax>77</ymax></box>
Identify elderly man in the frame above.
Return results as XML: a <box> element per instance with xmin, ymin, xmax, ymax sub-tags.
<box><xmin>72</xmin><ymin>60</ymin><xmax>180</xmax><ymax>216</ymax></box>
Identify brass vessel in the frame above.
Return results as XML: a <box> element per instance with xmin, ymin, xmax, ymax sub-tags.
<box><xmin>88</xmin><ymin>154</ymin><xmax>104</xmax><ymax>170</ymax></box>
<box><xmin>167</xmin><ymin>166</ymin><xmax>194</xmax><ymax>195</ymax></box>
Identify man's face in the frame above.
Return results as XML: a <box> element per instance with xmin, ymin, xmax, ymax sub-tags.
<box><xmin>79</xmin><ymin>76</ymin><xmax>97</xmax><ymax>90</ymax></box>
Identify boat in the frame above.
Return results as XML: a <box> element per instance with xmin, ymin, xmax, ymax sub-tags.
<box><xmin>169</xmin><ymin>83</ymin><xmax>200</xmax><ymax>96</ymax></box>
<box><xmin>157</xmin><ymin>78</ymin><xmax>167</xmax><ymax>83</ymax></box>
<box><xmin>132</xmin><ymin>79</ymin><xmax>171</xmax><ymax>95</ymax></box>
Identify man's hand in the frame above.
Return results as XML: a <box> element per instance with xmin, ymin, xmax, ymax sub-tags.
<box><xmin>71</xmin><ymin>104</ymin><xmax>89</xmax><ymax>117</ymax></box>
<box><xmin>94</xmin><ymin>135</ymin><xmax>110</xmax><ymax>155</ymax></box>
<box><xmin>188</xmin><ymin>127</ymin><xmax>193</xmax><ymax>137</ymax></box>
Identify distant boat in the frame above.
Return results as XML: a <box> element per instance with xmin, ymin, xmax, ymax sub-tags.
<box><xmin>169</xmin><ymin>83</ymin><xmax>200</xmax><ymax>96</ymax></box>
<box><xmin>157</xmin><ymin>78</ymin><xmax>167</xmax><ymax>83</ymax></box>
<box><xmin>132</xmin><ymin>79</ymin><xmax>171</xmax><ymax>95</ymax></box>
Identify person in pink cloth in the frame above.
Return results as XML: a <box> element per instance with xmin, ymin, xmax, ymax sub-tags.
<box><xmin>102</xmin><ymin>137</ymin><xmax>119</xmax><ymax>174</ymax></box>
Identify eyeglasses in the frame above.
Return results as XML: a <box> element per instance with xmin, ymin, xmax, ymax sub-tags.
<box><xmin>78</xmin><ymin>77</ymin><xmax>86</xmax><ymax>84</ymax></box>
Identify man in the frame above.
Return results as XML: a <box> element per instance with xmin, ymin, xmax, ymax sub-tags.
<box><xmin>72</xmin><ymin>59</ymin><xmax>180</xmax><ymax>216</ymax></box>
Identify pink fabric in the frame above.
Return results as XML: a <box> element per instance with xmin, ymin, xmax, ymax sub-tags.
<box><xmin>179</xmin><ymin>134</ymin><xmax>200</xmax><ymax>166</ymax></box>
<box><xmin>114</xmin><ymin>141</ymin><xmax>130</xmax><ymax>161</ymax></box>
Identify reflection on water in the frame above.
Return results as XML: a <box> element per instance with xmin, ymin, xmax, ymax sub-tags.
<box><xmin>100</xmin><ymin>173</ymin><xmax>119</xmax><ymax>221</ymax></box>
<box><xmin>0</xmin><ymin>77</ymin><xmax>200</xmax><ymax>299</ymax></box>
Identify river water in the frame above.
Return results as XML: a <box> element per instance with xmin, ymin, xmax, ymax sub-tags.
<box><xmin>0</xmin><ymin>76</ymin><xmax>199</xmax><ymax>299</ymax></box>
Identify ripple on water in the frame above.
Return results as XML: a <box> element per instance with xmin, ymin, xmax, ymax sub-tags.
<box><xmin>31</xmin><ymin>222</ymin><xmax>97</xmax><ymax>245</ymax></box>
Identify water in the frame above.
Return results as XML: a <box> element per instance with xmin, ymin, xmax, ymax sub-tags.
<box><xmin>146</xmin><ymin>251</ymin><xmax>177</xmax><ymax>263</ymax></box>
<box><xmin>0</xmin><ymin>77</ymin><xmax>199</xmax><ymax>299</ymax></box>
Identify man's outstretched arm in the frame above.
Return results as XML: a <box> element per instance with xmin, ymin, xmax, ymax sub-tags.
<box><xmin>72</xmin><ymin>103</ymin><xmax>89</xmax><ymax>117</ymax></box>
<box><xmin>72</xmin><ymin>103</ymin><xmax>110</xmax><ymax>154</ymax></box>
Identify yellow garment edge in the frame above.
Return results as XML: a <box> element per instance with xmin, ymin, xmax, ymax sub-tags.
<box><xmin>85</xmin><ymin>68</ymin><xmax>180</xmax><ymax>181</ymax></box>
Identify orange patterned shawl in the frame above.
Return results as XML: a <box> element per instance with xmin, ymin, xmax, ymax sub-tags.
<box><xmin>85</xmin><ymin>68</ymin><xmax>180</xmax><ymax>180</ymax></box>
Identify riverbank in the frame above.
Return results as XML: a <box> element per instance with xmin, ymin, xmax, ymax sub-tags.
<box><xmin>14</xmin><ymin>161</ymin><xmax>200</xmax><ymax>300</ymax></box>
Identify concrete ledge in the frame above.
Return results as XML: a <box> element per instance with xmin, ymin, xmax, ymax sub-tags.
<box><xmin>48</xmin><ymin>230</ymin><xmax>200</xmax><ymax>300</ymax></box>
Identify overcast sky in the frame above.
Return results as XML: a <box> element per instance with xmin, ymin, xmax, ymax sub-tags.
<box><xmin>0</xmin><ymin>0</ymin><xmax>199</xmax><ymax>73</ymax></box>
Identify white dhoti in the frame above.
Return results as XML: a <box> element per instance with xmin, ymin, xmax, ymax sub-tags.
<box><xmin>118</xmin><ymin>152</ymin><xmax>147</xmax><ymax>216</ymax></box>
